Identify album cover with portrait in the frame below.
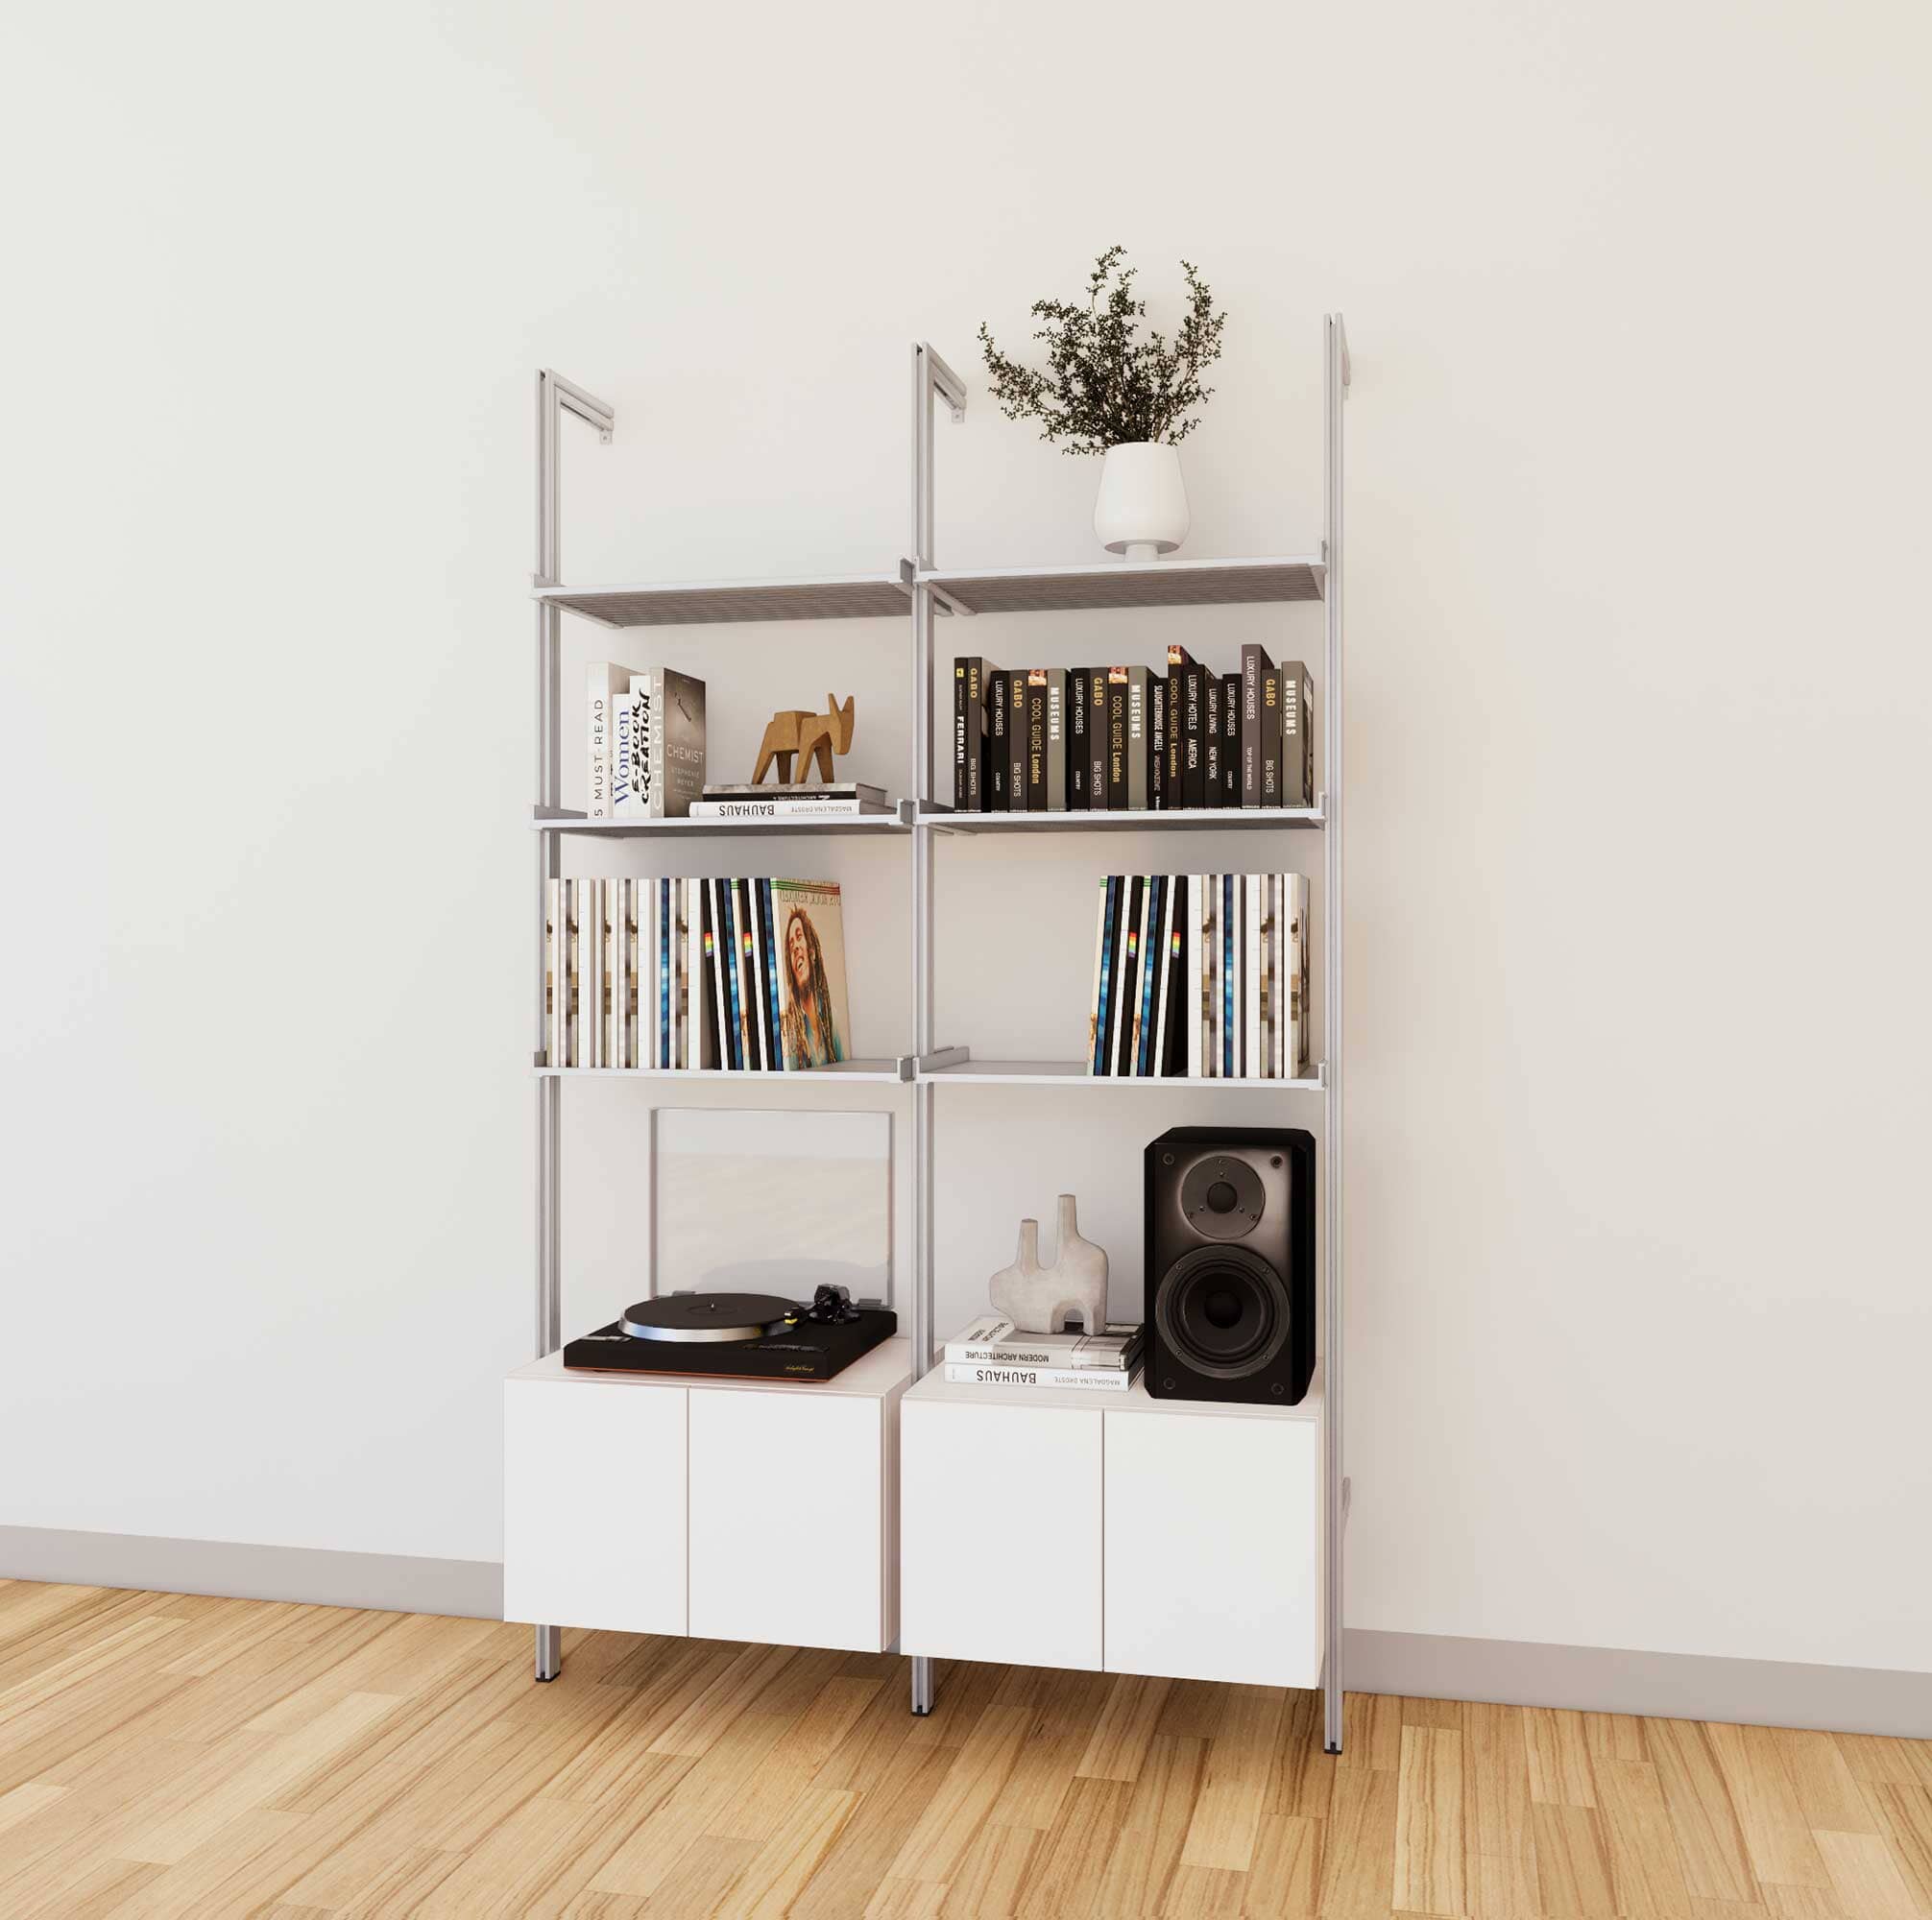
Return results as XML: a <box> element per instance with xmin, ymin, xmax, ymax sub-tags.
<box><xmin>770</xmin><ymin>879</ymin><xmax>852</xmax><ymax>1069</ymax></box>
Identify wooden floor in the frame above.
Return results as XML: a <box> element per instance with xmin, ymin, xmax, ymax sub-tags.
<box><xmin>1</xmin><ymin>1583</ymin><xmax>1928</xmax><ymax>1917</ymax></box>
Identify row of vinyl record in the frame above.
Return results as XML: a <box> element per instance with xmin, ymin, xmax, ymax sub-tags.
<box><xmin>1088</xmin><ymin>873</ymin><xmax>1313</xmax><ymax>1080</ymax></box>
<box><xmin>542</xmin><ymin>876</ymin><xmax>854</xmax><ymax>1072</ymax></box>
<box><xmin>954</xmin><ymin>645</ymin><xmax>1315</xmax><ymax>813</ymax></box>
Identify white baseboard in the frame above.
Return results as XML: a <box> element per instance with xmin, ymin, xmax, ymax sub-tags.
<box><xmin>3</xmin><ymin>1528</ymin><xmax>1921</xmax><ymax>1739</ymax></box>
<box><xmin>1346</xmin><ymin>1626</ymin><xmax>1932</xmax><ymax>1739</ymax></box>
<box><xmin>0</xmin><ymin>1525</ymin><xmax>501</xmax><ymax>1620</ymax></box>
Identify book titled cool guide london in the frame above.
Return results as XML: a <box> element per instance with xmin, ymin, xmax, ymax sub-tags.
<box><xmin>543</xmin><ymin>876</ymin><xmax>852</xmax><ymax>1071</ymax></box>
<box><xmin>586</xmin><ymin>663</ymin><xmax>707</xmax><ymax>818</ymax></box>
<box><xmin>1085</xmin><ymin>872</ymin><xmax>1312</xmax><ymax>1080</ymax></box>
<box><xmin>952</xmin><ymin>652</ymin><xmax>1314</xmax><ymax>813</ymax></box>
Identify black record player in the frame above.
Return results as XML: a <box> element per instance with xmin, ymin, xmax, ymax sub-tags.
<box><xmin>563</xmin><ymin>1284</ymin><xmax>896</xmax><ymax>1383</ymax></box>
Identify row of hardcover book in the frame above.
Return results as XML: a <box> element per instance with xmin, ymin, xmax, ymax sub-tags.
<box><xmin>588</xmin><ymin>665</ymin><xmax>708</xmax><ymax>818</ymax></box>
<box><xmin>542</xmin><ymin>876</ymin><xmax>853</xmax><ymax>1072</ymax></box>
<box><xmin>954</xmin><ymin>646</ymin><xmax>1314</xmax><ymax>813</ymax></box>
<box><xmin>940</xmin><ymin>1316</ymin><xmax>1146</xmax><ymax>1394</ymax></box>
<box><xmin>1090</xmin><ymin>873</ymin><xmax>1312</xmax><ymax>1081</ymax></box>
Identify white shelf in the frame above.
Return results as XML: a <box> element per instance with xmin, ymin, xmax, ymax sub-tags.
<box><xmin>919</xmin><ymin>802</ymin><xmax>1323</xmax><ymax>835</ymax></box>
<box><xmin>919</xmin><ymin>1058</ymin><xmax>1325</xmax><ymax>1091</ymax></box>
<box><xmin>534</xmin><ymin>572</ymin><xmax>925</xmax><ymax>628</ymax></box>
<box><xmin>536</xmin><ymin>1060</ymin><xmax>907</xmax><ymax>1084</ymax></box>
<box><xmin>534</xmin><ymin>805</ymin><xmax>910</xmax><ymax>839</ymax></box>
<box><xmin>921</xmin><ymin>554</ymin><xmax>1324</xmax><ymax>616</ymax></box>
<box><xmin>905</xmin><ymin>1361</ymin><xmax>1322</xmax><ymax>1423</ymax></box>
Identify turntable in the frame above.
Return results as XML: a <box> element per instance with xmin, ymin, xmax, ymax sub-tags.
<box><xmin>564</xmin><ymin>1284</ymin><xmax>897</xmax><ymax>1383</ymax></box>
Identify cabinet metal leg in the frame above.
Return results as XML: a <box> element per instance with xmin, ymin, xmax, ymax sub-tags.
<box><xmin>535</xmin><ymin>1622</ymin><xmax>561</xmax><ymax>1682</ymax></box>
<box><xmin>910</xmin><ymin>1653</ymin><xmax>933</xmax><ymax>1716</ymax></box>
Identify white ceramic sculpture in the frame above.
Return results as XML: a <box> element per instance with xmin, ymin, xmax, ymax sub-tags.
<box><xmin>988</xmin><ymin>1194</ymin><xmax>1109</xmax><ymax>1333</ymax></box>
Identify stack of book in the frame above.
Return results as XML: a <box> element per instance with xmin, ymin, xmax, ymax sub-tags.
<box><xmin>691</xmin><ymin>782</ymin><xmax>890</xmax><ymax>821</ymax></box>
<box><xmin>953</xmin><ymin>646</ymin><xmax>1314</xmax><ymax>813</ymax></box>
<box><xmin>1088</xmin><ymin>873</ymin><xmax>1311</xmax><ymax>1079</ymax></box>
<box><xmin>543</xmin><ymin>876</ymin><xmax>853</xmax><ymax>1072</ymax></box>
<box><xmin>589</xmin><ymin>664</ymin><xmax>707</xmax><ymax>818</ymax></box>
<box><xmin>940</xmin><ymin>1316</ymin><xmax>1145</xmax><ymax>1394</ymax></box>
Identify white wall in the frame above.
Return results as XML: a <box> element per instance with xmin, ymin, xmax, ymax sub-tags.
<box><xmin>4</xmin><ymin>0</ymin><xmax>1929</xmax><ymax>1674</ymax></box>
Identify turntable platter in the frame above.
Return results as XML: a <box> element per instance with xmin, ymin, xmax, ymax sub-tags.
<box><xmin>617</xmin><ymin>1292</ymin><xmax>800</xmax><ymax>1344</ymax></box>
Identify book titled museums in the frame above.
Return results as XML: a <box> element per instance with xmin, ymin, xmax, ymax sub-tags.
<box><xmin>543</xmin><ymin>877</ymin><xmax>853</xmax><ymax>1072</ymax></box>
<box><xmin>954</xmin><ymin>643</ymin><xmax>1314</xmax><ymax>812</ymax></box>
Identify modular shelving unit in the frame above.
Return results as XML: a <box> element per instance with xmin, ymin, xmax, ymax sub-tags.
<box><xmin>529</xmin><ymin>318</ymin><xmax>1349</xmax><ymax>1749</ymax></box>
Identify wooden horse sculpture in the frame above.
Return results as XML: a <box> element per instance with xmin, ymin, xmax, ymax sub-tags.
<box><xmin>753</xmin><ymin>693</ymin><xmax>856</xmax><ymax>784</ymax></box>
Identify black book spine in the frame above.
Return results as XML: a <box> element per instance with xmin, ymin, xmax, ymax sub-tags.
<box><xmin>987</xmin><ymin>670</ymin><xmax>1009</xmax><ymax>810</ymax></box>
<box><xmin>1165</xmin><ymin>651</ymin><xmax>1187</xmax><ymax>805</ymax></box>
<box><xmin>1068</xmin><ymin>669</ymin><xmax>1090</xmax><ymax>809</ymax></box>
<box><xmin>1009</xmin><ymin>673</ymin><xmax>1028</xmax><ymax>813</ymax></box>
<box><xmin>1202</xmin><ymin>675</ymin><xmax>1221</xmax><ymax>804</ymax></box>
<box><xmin>1181</xmin><ymin>662</ymin><xmax>1205</xmax><ymax>808</ymax></box>
<box><xmin>1260</xmin><ymin>665</ymin><xmax>1282</xmax><ymax>806</ymax></box>
<box><xmin>1089</xmin><ymin>669</ymin><xmax>1110</xmax><ymax>810</ymax></box>
<box><xmin>958</xmin><ymin>659</ymin><xmax>985</xmax><ymax>810</ymax></box>
<box><xmin>1106</xmin><ymin>669</ymin><xmax>1129</xmax><ymax>810</ymax></box>
<box><xmin>1240</xmin><ymin>644</ymin><xmax>1269</xmax><ymax>808</ymax></box>
<box><xmin>1113</xmin><ymin>875</ymin><xmax>1145</xmax><ymax>1076</ymax></box>
<box><xmin>1220</xmin><ymin>673</ymin><xmax>1241</xmax><ymax>805</ymax></box>
<box><xmin>1025</xmin><ymin>673</ymin><xmax>1048</xmax><ymax>812</ymax></box>
<box><xmin>1149</xmin><ymin>675</ymin><xmax>1167</xmax><ymax>810</ymax></box>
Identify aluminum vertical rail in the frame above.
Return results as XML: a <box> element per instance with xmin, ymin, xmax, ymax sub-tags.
<box><xmin>1321</xmin><ymin>316</ymin><xmax>1349</xmax><ymax>1752</ymax></box>
<box><xmin>533</xmin><ymin>369</ymin><xmax>614</xmax><ymax>1683</ymax></box>
<box><xmin>907</xmin><ymin>343</ymin><xmax>964</xmax><ymax>1716</ymax></box>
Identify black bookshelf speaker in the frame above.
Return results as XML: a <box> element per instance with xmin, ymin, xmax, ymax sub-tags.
<box><xmin>1144</xmin><ymin>1126</ymin><xmax>1316</xmax><ymax>1405</ymax></box>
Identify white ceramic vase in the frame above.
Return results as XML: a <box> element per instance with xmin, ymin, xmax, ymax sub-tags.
<box><xmin>1093</xmin><ymin>442</ymin><xmax>1190</xmax><ymax>561</ymax></box>
<box><xmin>987</xmin><ymin>1195</ymin><xmax>1109</xmax><ymax>1334</ymax></box>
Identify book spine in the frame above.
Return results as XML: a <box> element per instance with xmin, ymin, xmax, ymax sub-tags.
<box><xmin>954</xmin><ymin>660</ymin><xmax>967</xmax><ymax>808</ymax></box>
<box><xmin>760</xmin><ymin>879</ymin><xmax>783</xmax><ymax>1072</ymax></box>
<box><xmin>1025</xmin><ymin>671</ymin><xmax>1048</xmax><ymax>812</ymax></box>
<box><xmin>1165</xmin><ymin>648</ymin><xmax>1188</xmax><ymax>806</ymax></box>
<box><xmin>1182</xmin><ymin>662</ymin><xmax>1205</xmax><ymax>808</ymax></box>
<box><xmin>1106</xmin><ymin>669</ymin><xmax>1129</xmax><ymax>810</ymax></box>
<box><xmin>1244</xmin><ymin>874</ymin><xmax>1262</xmax><ymax>1078</ymax></box>
<box><xmin>1289</xmin><ymin>872</ymin><xmax>1310</xmax><ymax>1074</ymax></box>
<box><xmin>1087</xmin><ymin>876</ymin><xmax>1112</xmax><ymax>1076</ymax></box>
<box><xmin>629</xmin><ymin>675</ymin><xmax>657</xmax><ymax>817</ymax></box>
<box><xmin>611</xmin><ymin>697</ymin><xmax>634</xmax><ymax>817</ymax></box>
<box><xmin>1136</xmin><ymin>876</ymin><xmax>1164</xmax><ymax>1074</ymax></box>
<box><xmin>544</xmin><ymin>877</ymin><xmax>562</xmax><ymax>1067</ymax></box>
<box><xmin>1116</xmin><ymin>876</ymin><xmax>1146</xmax><ymax>1077</ymax></box>
<box><xmin>1067</xmin><ymin>669</ymin><xmax>1089</xmax><ymax>808</ymax></box>
<box><xmin>735</xmin><ymin>878</ymin><xmax>762</xmax><ymax>1069</ymax></box>
<box><xmin>1125</xmin><ymin>667</ymin><xmax>1149</xmax><ymax>812</ymax></box>
<box><xmin>1283</xmin><ymin>662</ymin><xmax>1314</xmax><ymax>806</ymax></box>
<box><xmin>987</xmin><ymin>670</ymin><xmax>1009</xmax><ymax>810</ymax></box>
<box><xmin>1221</xmin><ymin>674</ymin><xmax>1241</xmax><ymax>805</ymax></box>
<box><xmin>1089</xmin><ymin>668</ymin><xmax>1109</xmax><ymax>810</ymax></box>
<box><xmin>688</xmin><ymin>800</ymin><xmax>888</xmax><ymax>819</ymax></box>
<box><xmin>1202</xmin><ymin>676</ymin><xmax>1221</xmax><ymax>804</ymax></box>
<box><xmin>1045</xmin><ymin>669</ymin><xmax>1067</xmax><ymax>811</ymax></box>
<box><xmin>965</xmin><ymin>659</ymin><xmax>985</xmax><ymax>809</ymax></box>
<box><xmin>1186</xmin><ymin>876</ymin><xmax>1202</xmax><ymax>1079</ymax></box>
<box><xmin>942</xmin><ymin>1364</ymin><xmax>1136</xmax><ymax>1392</ymax></box>
<box><xmin>1009</xmin><ymin>673</ymin><xmax>1028</xmax><ymax>812</ymax></box>
<box><xmin>611</xmin><ymin>878</ymin><xmax>627</xmax><ymax>1070</ymax></box>
<box><xmin>1240</xmin><ymin>645</ymin><xmax>1264</xmax><ymax>807</ymax></box>
<box><xmin>587</xmin><ymin>668</ymin><xmax>613</xmax><ymax>818</ymax></box>
<box><xmin>1260</xmin><ymin>666</ymin><xmax>1282</xmax><ymax>805</ymax></box>
<box><xmin>1151</xmin><ymin>872</ymin><xmax>1177</xmax><ymax>1076</ymax></box>
<box><xmin>1221</xmin><ymin>874</ymin><xmax>1237</xmax><ymax>1076</ymax></box>
<box><xmin>684</xmin><ymin>878</ymin><xmax>705</xmax><ymax>1068</ymax></box>
<box><xmin>942</xmin><ymin>1347</ymin><xmax>1139</xmax><ymax>1370</ymax></box>
<box><xmin>1148</xmin><ymin>675</ymin><xmax>1167</xmax><ymax>811</ymax></box>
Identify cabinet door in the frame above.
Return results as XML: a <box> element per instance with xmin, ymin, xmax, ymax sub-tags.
<box><xmin>503</xmin><ymin>1378</ymin><xmax>688</xmax><ymax>1636</ymax></box>
<box><xmin>1102</xmin><ymin>1409</ymin><xmax>1319</xmax><ymax>1688</ymax></box>
<box><xmin>688</xmin><ymin>1388</ymin><xmax>889</xmax><ymax>1653</ymax></box>
<box><xmin>902</xmin><ymin>1398</ymin><xmax>1102</xmax><ymax>1671</ymax></box>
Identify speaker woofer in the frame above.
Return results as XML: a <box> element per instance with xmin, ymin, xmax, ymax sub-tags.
<box><xmin>1152</xmin><ymin>1243</ymin><xmax>1292</xmax><ymax>1380</ymax></box>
